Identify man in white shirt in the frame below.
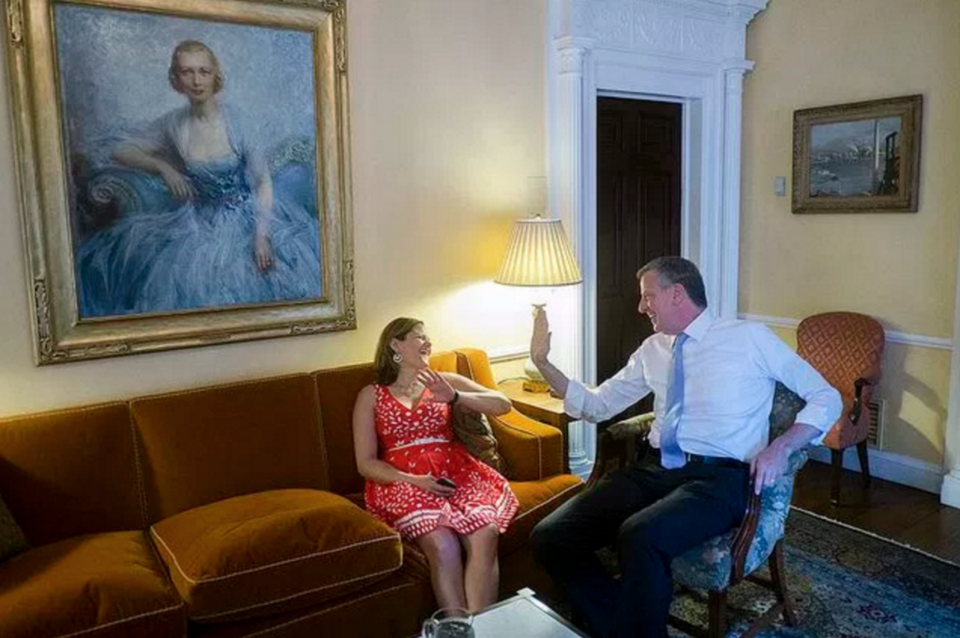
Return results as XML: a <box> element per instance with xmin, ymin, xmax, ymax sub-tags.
<box><xmin>529</xmin><ymin>257</ymin><xmax>841</xmax><ymax>638</ymax></box>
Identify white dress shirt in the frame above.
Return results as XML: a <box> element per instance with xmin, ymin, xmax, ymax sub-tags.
<box><xmin>564</xmin><ymin>311</ymin><xmax>842</xmax><ymax>462</ymax></box>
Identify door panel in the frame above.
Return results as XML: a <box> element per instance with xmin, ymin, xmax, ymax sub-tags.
<box><xmin>596</xmin><ymin>98</ymin><xmax>682</xmax><ymax>423</ymax></box>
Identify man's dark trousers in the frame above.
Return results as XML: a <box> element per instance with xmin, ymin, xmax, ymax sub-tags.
<box><xmin>530</xmin><ymin>448</ymin><xmax>750</xmax><ymax>638</ymax></box>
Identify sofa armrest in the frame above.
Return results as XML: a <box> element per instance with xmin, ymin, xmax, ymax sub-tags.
<box><xmin>88</xmin><ymin>168</ymin><xmax>176</xmax><ymax>218</ymax></box>
<box><xmin>489</xmin><ymin>409</ymin><xmax>564</xmax><ymax>481</ymax></box>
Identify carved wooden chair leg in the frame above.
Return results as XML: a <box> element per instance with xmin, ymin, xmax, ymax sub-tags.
<box><xmin>768</xmin><ymin>541</ymin><xmax>797</xmax><ymax>626</ymax></box>
<box><xmin>707</xmin><ymin>590</ymin><xmax>727</xmax><ymax>638</ymax></box>
<box><xmin>830</xmin><ymin>449</ymin><xmax>843</xmax><ymax>506</ymax></box>
<box><xmin>856</xmin><ymin>440</ymin><xmax>872</xmax><ymax>489</ymax></box>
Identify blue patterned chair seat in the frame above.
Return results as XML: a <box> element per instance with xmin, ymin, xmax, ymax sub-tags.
<box><xmin>672</xmin><ymin>446</ymin><xmax>806</xmax><ymax>590</ymax></box>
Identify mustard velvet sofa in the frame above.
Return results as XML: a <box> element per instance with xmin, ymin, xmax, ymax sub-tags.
<box><xmin>0</xmin><ymin>348</ymin><xmax>582</xmax><ymax>638</ymax></box>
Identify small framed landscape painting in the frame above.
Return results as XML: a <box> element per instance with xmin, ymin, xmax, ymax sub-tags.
<box><xmin>792</xmin><ymin>95</ymin><xmax>922</xmax><ymax>214</ymax></box>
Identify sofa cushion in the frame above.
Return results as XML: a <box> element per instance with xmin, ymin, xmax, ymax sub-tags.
<box><xmin>0</xmin><ymin>402</ymin><xmax>143</xmax><ymax>545</ymax></box>
<box><xmin>0</xmin><ymin>531</ymin><xmax>184</xmax><ymax>638</ymax></box>
<box><xmin>312</xmin><ymin>364</ymin><xmax>378</xmax><ymax>497</ymax></box>
<box><xmin>0</xmin><ymin>491</ymin><xmax>29</xmax><ymax>562</ymax></box>
<box><xmin>131</xmin><ymin>374</ymin><xmax>327</xmax><ymax>523</ymax></box>
<box><xmin>189</xmin><ymin>545</ymin><xmax>433</xmax><ymax>638</ymax></box>
<box><xmin>150</xmin><ymin>489</ymin><xmax>403</xmax><ymax>623</ymax></box>
<box><xmin>501</xmin><ymin>475</ymin><xmax>584</xmax><ymax>555</ymax></box>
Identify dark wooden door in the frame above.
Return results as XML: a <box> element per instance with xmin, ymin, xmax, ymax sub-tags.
<box><xmin>596</xmin><ymin>97</ymin><xmax>682</xmax><ymax>421</ymax></box>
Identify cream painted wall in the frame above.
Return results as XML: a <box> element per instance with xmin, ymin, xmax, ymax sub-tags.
<box><xmin>742</xmin><ymin>0</ymin><xmax>960</xmax><ymax>464</ymax></box>
<box><xmin>0</xmin><ymin>0</ymin><xmax>545</xmax><ymax>416</ymax></box>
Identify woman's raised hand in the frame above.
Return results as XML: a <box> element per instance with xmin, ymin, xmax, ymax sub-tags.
<box><xmin>417</xmin><ymin>368</ymin><xmax>457</xmax><ymax>404</ymax></box>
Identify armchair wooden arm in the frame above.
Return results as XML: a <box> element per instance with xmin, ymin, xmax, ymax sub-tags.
<box><xmin>730</xmin><ymin>486</ymin><xmax>762</xmax><ymax>584</ymax></box>
<box><xmin>585</xmin><ymin>413</ymin><xmax>654</xmax><ymax>489</ymax></box>
<box><xmin>850</xmin><ymin>376</ymin><xmax>877</xmax><ymax>424</ymax></box>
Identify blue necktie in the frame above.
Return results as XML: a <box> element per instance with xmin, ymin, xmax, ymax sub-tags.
<box><xmin>660</xmin><ymin>332</ymin><xmax>688</xmax><ymax>469</ymax></box>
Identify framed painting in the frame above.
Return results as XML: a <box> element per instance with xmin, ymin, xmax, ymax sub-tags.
<box><xmin>3</xmin><ymin>0</ymin><xmax>354</xmax><ymax>364</ymax></box>
<box><xmin>792</xmin><ymin>95</ymin><xmax>922</xmax><ymax>214</ymax></box>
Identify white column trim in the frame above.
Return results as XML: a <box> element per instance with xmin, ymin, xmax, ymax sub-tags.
<box><xmin>554</xmin><ymin>38</ymin><xmax>592</xmax><ymax>477</ymax></box>
<box><xmin>719</xmin><ymin>67</ymin><xmax>748</xmax><ymax>319</ymax></box>
<box><xmin>942</xmin><ymin>214</ymin><xmax>960</xmax><ymax>507</ymax></box>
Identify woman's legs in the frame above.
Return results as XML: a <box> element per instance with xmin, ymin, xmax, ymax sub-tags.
<box><xmin>416</xmin><ymin>527</ymin><xmax>467</xmax><ymax>609</ymax></box>
<box><xmin>461</xmin><ymin>524</ymin><xmax>500</xmax><ymax>612</ymax></box>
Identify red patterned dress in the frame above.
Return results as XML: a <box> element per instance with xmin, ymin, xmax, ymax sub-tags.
<box><xmin>364</xmin><ymin>384</ymin><xmax>519</xmax><ymax>540</ymax></box>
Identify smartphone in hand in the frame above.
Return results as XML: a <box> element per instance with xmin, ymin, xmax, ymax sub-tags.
<box><xmin>436</xmin><ymin>477</ymin><xmax>457</xmax><ymax>489</ymax></box>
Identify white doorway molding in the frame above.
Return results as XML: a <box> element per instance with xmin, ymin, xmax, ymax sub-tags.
<box><xmin>941</xmin><ymin>252</ymin><xmax>960</xmax><ymax>507</ymax></box>
<box><xmin>546</xmin><ymin>0</ymin><xmax>768</xmax><ymax>477</ymax></box>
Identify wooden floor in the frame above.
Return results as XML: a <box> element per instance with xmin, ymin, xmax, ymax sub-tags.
<box><xmin>793</xmin><ymin>459</ymin><xmax>960</xmax><ymax>565</ymax></box>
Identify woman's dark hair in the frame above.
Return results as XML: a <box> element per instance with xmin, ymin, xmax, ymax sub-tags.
<box><xmin>374</xmin><ymin>317</ymin><xmax>423</xmax><ymax>385</ymax></box>
<box><xmin>636</xmin><ymin>256</ymin><xmax>708</xmax><ymax>309</ymax></box>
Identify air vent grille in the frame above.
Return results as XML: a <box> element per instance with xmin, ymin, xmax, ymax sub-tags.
<box><xmin>866</xmin><ymin>398</ymin><xmax>885</xmax><ymax>449</ymax></box>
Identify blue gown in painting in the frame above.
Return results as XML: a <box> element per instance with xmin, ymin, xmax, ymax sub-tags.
<box><xmin>76</xmin><ymin>105</ymin><xmax>321</xmax><ymax>317</ymax></box>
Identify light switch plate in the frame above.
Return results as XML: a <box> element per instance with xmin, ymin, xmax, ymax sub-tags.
<box><xmin>774</xmin><ymin>176</ymin><xmax>787</xmax><ymax>197</ymax></box>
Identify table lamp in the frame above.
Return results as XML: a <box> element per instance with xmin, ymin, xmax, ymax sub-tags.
<box><xmin>495</xmin><ymin>216</ymin><xmax>582</xmax><ymax>393</ymax></box>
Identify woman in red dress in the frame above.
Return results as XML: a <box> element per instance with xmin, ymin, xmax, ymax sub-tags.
<box><xmin>353</xmin><ymin>317</ymin><xmax>519</xmax><ymax>612</ymax></box>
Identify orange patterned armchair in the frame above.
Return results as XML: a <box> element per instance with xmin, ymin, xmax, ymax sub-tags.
<box><xmin>797</xmin><ymin>312</ymin><xmax>885</xmax><ymax>506</ymax></box>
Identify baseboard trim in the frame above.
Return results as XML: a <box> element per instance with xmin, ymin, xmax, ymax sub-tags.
<box><xmin>939</xmin><ymin>471</ymin><xmax>960</xmax><ymax>508</ymax></box>
<box><xmin>740</xmin><ymin>313</ymin><xmax>953</xmax><ymax>351</ymax></box>
<box><xmin>806</xmin><ymin>445</ymin><xmax>943</xmax><ymax>494</ymax></box>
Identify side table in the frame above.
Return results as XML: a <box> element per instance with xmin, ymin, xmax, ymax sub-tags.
<box><xmin>498</xmin><ymin>379</ymin><xmax>574</xmax><ymax>473</ymax></box>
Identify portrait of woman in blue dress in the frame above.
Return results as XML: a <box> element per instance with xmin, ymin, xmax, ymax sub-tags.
<box><xmin>76</xmin><ymin>40</ymin><xmax>321</xmax><ymax>317</ymax></box>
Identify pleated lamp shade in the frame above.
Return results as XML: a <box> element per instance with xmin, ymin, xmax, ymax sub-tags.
<box><xmin>495</xmin><ymin>217</ymin><xmax>582</xmax><ymax>287</ymax></box>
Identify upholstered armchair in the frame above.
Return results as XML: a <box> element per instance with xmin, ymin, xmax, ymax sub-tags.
<box><xmin>587</xmin><ymin>383</ymin><xmax>808</xmax><ymax>638</ymax></box>
<box><xmin>797</xmin><ymin>312</ymin><xmax>885</xmax><ymax>506</ymax></box>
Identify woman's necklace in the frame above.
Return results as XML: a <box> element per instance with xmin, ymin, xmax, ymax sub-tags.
<box><xmin>392</xmin><ymin>379</ymin><xmax>422</xmax><ymax>397</ymax></box>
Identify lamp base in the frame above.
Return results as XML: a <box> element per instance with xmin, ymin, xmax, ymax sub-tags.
<box><xmin>522</xmin><ymin>357</ymin><xmax>551</xmax><ymax>394</ymax></box>
<box><xmin>522</xmin><ymin>378</ymin><xmax>551</xmax><ymax>393</ymax></box>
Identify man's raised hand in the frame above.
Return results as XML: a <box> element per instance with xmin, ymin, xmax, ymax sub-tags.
<box><xmin>531</xmin><ymin>306</ymin><xmax>551</xmax><ymax>367</ymax></box>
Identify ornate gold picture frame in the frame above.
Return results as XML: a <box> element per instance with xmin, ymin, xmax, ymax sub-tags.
<box><xmin>792</xmin><ymin>95</ymin><xmax>922</xmax><ymax>214</ymax></box>
<box><xmin>4</xmin><ymin>0</ymin><xmax>354</xmax><ymax>364</ymax></box>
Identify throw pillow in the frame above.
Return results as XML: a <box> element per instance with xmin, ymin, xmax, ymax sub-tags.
<box><xmin>0</xmin><ymin>491</ymin><xmax>30</xmax><ymax>563</ymax></box>
<box><xmin>451</xmin><ymin>405</ymin><xmax>507</xmax><ymax>476</ymax></box>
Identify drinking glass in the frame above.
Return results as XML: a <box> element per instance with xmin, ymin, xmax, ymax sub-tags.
<box><xmin>421</xmin><ymin>607</ymin><xmax>474</xmax><ymax>638</ymax></box>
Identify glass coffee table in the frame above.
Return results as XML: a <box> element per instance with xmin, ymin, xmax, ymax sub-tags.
<box><xmin>470</xmin><ymin>588</ymin><xmax>588</xmax><ymax>637</ymax></box>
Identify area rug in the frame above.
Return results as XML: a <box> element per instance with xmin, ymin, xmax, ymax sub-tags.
<box><xmin>668</xmin><ymin>507</ymin><xmax>960</xmax><ymax>637</ymax></box>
